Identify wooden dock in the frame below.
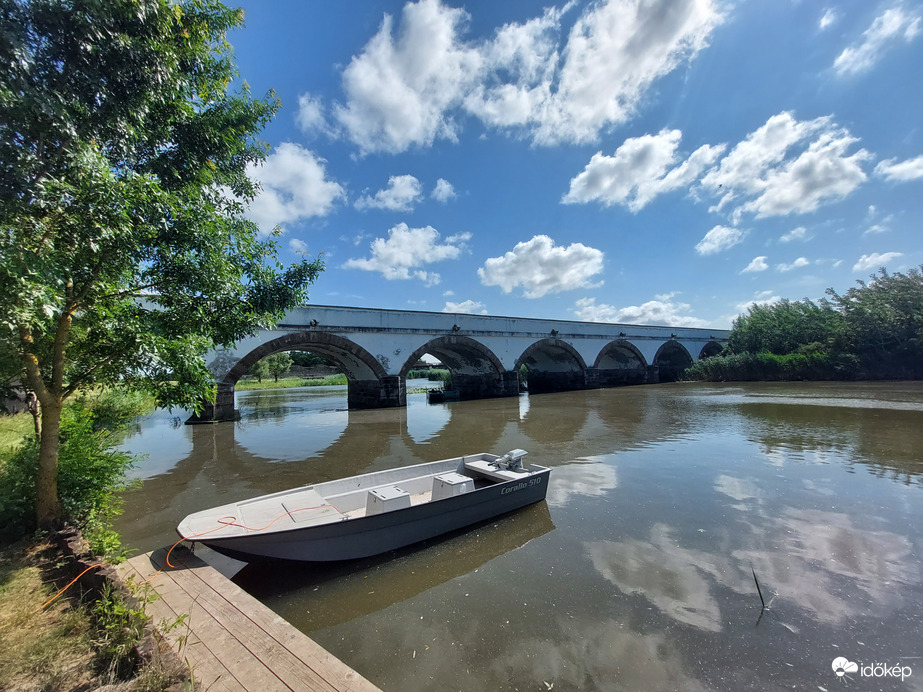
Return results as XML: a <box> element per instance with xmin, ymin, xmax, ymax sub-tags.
<box><xmin>118</xmin><ymin>548</ymin><xmax>381</xmax><ymax>692</ymax></box>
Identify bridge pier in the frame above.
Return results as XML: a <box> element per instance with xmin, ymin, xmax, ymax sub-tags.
<box><xmin>348</xmin><ymin>376</ymin><xmax>406</xmax><ymax>409</ymax></box>
<box><xmin>453</xmin><ymin>371</ymin><xmax>521</xmax><ymax>400</ymax></box>
<box><xmin>186</xmin><ymin>383</ymin><xmax>240</xmax><ymax>424</ymax></box>
<box><xmin>526</xmin><ymin>369</ymin><xmax>598</xmax><ymax>395</ymax></box>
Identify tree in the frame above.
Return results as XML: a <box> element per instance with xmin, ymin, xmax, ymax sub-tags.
<box><xmin>265</xmin><ymin>352</ymin><xmax>292</xmax><ymax>382</ymax></box>
<box><xmin>0</xmin><ymin>0</ymin><xmax>323</xmax><ymax>529</ymax></box>
<box><xmin>249</xmin><ymin>358</ymin><xmax>270</xmax><ymax>383</ymax></box>
<box><xmin>827</xmin><ymin>267</ymin><xmax>923</xmax><ymax>378</ymax></box>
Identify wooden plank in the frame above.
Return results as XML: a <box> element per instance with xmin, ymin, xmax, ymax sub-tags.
<box><xmin>121</xmin><ymin>557</ymin><xmax>247</xmax><ymax>691</ymax></box>
<box><xmin>127</xmin><ymin>550</ymin><xmax>380</xmax><ymax>692</ymax></box>
<box><xmin>174</xmin><ymin>554</ymin><xmax>379</xmax><ymax>692</ymax></box>
<box><xmin>148</xmin><ymin>558</ymin><xmax>336</xmax><ymax>692</ymax></box>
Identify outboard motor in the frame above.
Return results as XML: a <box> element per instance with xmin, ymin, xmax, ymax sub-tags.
<box><xmin>497</xmin><ymin>448</ymin><xmax>528</xmax><ymax>471</ymax></box>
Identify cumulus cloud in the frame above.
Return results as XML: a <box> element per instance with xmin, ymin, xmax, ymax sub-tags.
<box><xmin>695</xmin><ymin>225</ymin><xmax>745</xmax><ymax>255</ymax></box>
<box><xmin>819</xmin><ymin>9</ymin><xmax>837</xmax><ymax>30</ymax></box>
<box><xmin>334</xmin><ymin>0</ymin><xmax>481</xmax><ymax>154</ymax></box>
<box><xmin>741</xmin><ymin>256</ymin><xmax>768</xmax><ymax>273</ymax></box>
<box><xmin>288</xmin><ymin>238</ymin><xmax>308</xmax><ymax>253</ymax></box>
<box><xmin>343</xmin><ymin>223</ymin><xmax>470</xmax><ymax>284</ymax></box>
<box><xmin>442</xmin><ymin>299</ymin><xmax>486</xmax><ymax>314</ymax></box>
<box><xmin>700</xmin><ymin>112</ymin><xmax>870</xmax><ymax>220</ymax></box>
<box><xmin>736</xmin><ymin>291</ymin><xmax>782</xmax><ymax>313</ymax></box>
<box><xmin>875</xmin><ymin>155</ymin><xmax>923</xmax><ymax>182</ymax></box>
<box><xmin>564</xmin><ymin>112</ymin><xmax>871</xmax><ymax>221</ymax></box>
<box><xmin>295</xmin><ymin>93</ymin><xmax>335</xmax><ymax>137</ymax></box>
<box><xmin>531</xmin><ymin>0</ymin><xmax>724</xmax><ymax>145</ymax></box>
<box><xmin>853</xmin><ymin>251</ymin><xmax>903</xmax><ymax>272</ymax></box>
<box><xmin>834</xmin><ymin>5</ymin><xmax>921</xmax><ymax>76</ymax></box>
<box><xmin>431</xmin><ymin>178</ymin><xmax>456</xmax><ymax>202</ymax></box>
<box><xmin>573</xmin><ymin>294</ymin><xmax>708</xmax><ymax>327</ymax></box>
<box><xmin>780</xmin><ymin>226</ymin><xmax>809</xmax><ymax>243</ymax></box>
<box><xmin>478</xmin><ymin>235</ymin><xmax>604</xmax><ymax>298</ymax></box>
<box><xmin>355</xmin><ymin>174</ymin><xmax>424</xmax><ymax>211</ymax></box>
<box><xmin>245</xmin><ymin>143</ymin><xmax>346</xmax><ymax>234</ymax></box>
<box><xmin>333</xmin><ymin>0</ymin><xmax>724</xmax><ymax>153</ymax></box>
<box><xmin>562</xmin><ymin>129</ymin><xmax>725</xmax><ymax>210</ymax></box>
<box><xmin>776</xmin><ymin>257</ymin><xmax>810</xmax><ymax>272</ymax></box>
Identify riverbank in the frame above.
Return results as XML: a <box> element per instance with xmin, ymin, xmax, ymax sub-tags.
<box><xmin>235</xmin><ymin>374</ymin><xmax>347</xmax><ymax>390</ymax></box>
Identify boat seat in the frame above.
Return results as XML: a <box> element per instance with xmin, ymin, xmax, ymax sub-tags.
<box><xmin>464</xmin><ymin>458</ymin><xmax>529</xmax><ymax>482</ymax></box>
<box><xmin>432</xmin><ymin>472</ymin><xmax>474</xmax><ymax>500</ymax></box>
<box><xmin>366</xmin><ymin>485</ymin><xmax>411</xmax><ymax>515</ymax></box>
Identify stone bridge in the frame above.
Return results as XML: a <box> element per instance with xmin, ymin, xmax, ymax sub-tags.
<box><xmin>192</xmin><ymin>305</ymin><xmax>728</xmax><ymax>422</ymax></box>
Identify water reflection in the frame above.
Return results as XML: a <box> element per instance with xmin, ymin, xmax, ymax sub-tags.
<box><xmin>113</xmin><ymin>382</ymin><xmax>923</xmax><ymax>692</ymax></box>
<box><xmin>235</xmin><ymin>502</ymin><xmax>555</xmax><ymax>632</ymax></box>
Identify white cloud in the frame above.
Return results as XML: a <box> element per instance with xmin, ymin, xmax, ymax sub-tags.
<box><xmin>819</xmin><ymin>9</ymin><xmax>837</xmax><ymax>30</ymax></box>
<box><xmin>296</xmin><ymin>93</ymin><xmax>335</xmax><ymax>137</ymax></box>
<box><xmin>334</xmin><ymin>0</ymin><xmax>724</xmax><ymax>152</ymax></box>
<box><xmin>431</xmin><ymin>178</ymin><xmax>456</xmax><ymax>202</ymax></box>
<box><xmin>736</xmin><ymin>291</ymin><xmax>782</xmax><ymax>313</ymax></box>
<box><xmin>776</xmin><ymin>257</ymin><xmax>810</xmax><ymax>272</ymax></box>
<box><xmin>443</xmin><ymin>299</ymin><xmax>486</xmax><ymax>314</ymax></box>
<box><xmin>533</xmin><ymin>0</ymin><xmax>723</xmax><ymax>145</ymax></box>
<box><xmin>334</xmin><ymin>0</ymin><xmax>481</xmax><ymax>154</ymax></box>
<box><xmin>574</xmin><ymin>295</ymin><xmax>708</xmax><ymax>327</ymax></box>
<box><xmin>700</xmin><ymin>112</ymin><xmax>870</xmax><ymax>220</ymax></box>
<box><xmin>875</xmin><ymin>155</ymin><xmax>923</xmax><ymax>182</ymax></box>
<box><xmin>562</xmin><ymin>129</ymin><xmax>725</xmax><ymax>210</ymax></box>
<box><xmin>355</xmin><ymin>174</ymin><xmax>423</xmax><ymax>211</ymax></box>
<box><xmin>288</xmin><ymin>238</ymin><xmax>308</xmax><ymax>253</ymax></box>
<box><xmin>462</xmin><ymin>4</ymin><xmax>564</xmax><ymax>130</ymax></box>
<box><xmin>478</xmin><ymin>235</ymin><xmax>604</xmax><ymax>298</ymax></box>
<box><xmin>741</xmin><ymin>256</ymin><xmax>768</xmax><ymax>273</ymax></box>
<box><xmin>343</xmin><ymin>223</ymin><xmax>470</xmax><ymax>284</ymax></box>
<box><xmin>834</xmin><ymin>5</ymin><xmax>921</xmax><ymax>76</ymax></box>
<box><xmin>695</xmin><ymin>225</ymin><xmax>745</xmax><ymax>255</ymax></box>
<box><xmin>853</xmin><ymin>251</ymin><xmax>903</xmax><ymax>272</ymax></box>
<box><xmin>780</xmin><ymin>226</ymin><xmax>809</xmax><ymax>243</ymax></box>
<box><xmin>245</xmin><ymin>143</ymin><xmax>346</xmax><ymax>234</ymax></box>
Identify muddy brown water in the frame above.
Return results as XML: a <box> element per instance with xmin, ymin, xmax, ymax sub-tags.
<box><xmin>115</xmin><ymin>381</ymin><xmax>923</xmax><ymax>691</ymax></box>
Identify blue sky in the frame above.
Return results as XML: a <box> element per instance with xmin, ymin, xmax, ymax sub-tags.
<box><xmin>229</xmin><ymin>0</ymin><xmax>923</xmax><ymax>328</ymax></box>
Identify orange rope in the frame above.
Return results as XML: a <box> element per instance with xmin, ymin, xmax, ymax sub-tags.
<box><xmin>149</xmin><ymin>502</ymin><xmax>338</xmax><ymax>577</ymax></box>
<box><xmin>41</xmin><ymin>564</ymin><xmax>103</xmax><ymax>610</ymax></box>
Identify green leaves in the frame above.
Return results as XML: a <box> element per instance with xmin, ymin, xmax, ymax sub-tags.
<box><xmin>716</xmin><ymin>266</ymin><xmax>923</xmax><ymax>381</ymax></box>
<box><xmin>0</xmin><ymin>0</ymin><xmax>323</xmax><ymax>526</ymax></box>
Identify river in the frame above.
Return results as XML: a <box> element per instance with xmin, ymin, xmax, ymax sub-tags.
<box><xmin>114</xmin><ymin>381</ymin><xmax>923</xmax><ymax>691</ymax></box>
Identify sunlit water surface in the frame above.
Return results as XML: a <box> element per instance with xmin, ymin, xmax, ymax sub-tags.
<box><xmin>115</xmin><ymin>381</ymin><xmax>923</xmax><ymax>691</ymax></box>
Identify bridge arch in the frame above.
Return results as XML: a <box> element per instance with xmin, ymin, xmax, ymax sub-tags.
<box><xmin>516</xmin><ymin>338</ymin><xmax>590</xmax><ymax>394</ymax></box>
<box><xmin>223</xmin><ymin>332</ymin><xmax>387</xmax><ymax>384</ymax></box>
<box><xmin>400</xmin><ymin>336</ymin><xmax>517</xmax><ymax>401</ymax></box>
<box><xmin>653</xmin><ymin>340</ymin><xmax>694</xmax><ymax>382</ymax></box>
<box><xmin>189</xmin><ymin>332</ymin><xmax>397</xmax><ymax>423</ymax></box>
<box><xmin>594</xmin><ymin>339</ymin><xmax>650</xmax><ymax>387</ymax></box>
<box><xmin>698</xmin><ymin>340</ymin><xmax>724</xmax><ymax>359</ymax></box>
<box><xmin>399</xmin><ymin>335</ymin><xmax>504</xmax><ymax>378</ymax></box>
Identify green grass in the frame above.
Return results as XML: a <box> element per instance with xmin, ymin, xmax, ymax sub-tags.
<box><xmin>0</xmin><ymin>413</ymin><xmax>32</xmax><ymax>468</ymax></box>
<box><xmin>235</xmin><ymin>374</ymin><xmax>348</xmax><ymax>390</ymax></box>
<box><xmin>0</xmin><ymin>544</ymin><xmax>97</xmax><ymax>691</ymax></box>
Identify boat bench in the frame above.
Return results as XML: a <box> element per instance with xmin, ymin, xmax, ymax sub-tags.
<box><xmin>463</xmin><ymin>458</ymin><xmax>531</xmax><ymax>482</ymax></box>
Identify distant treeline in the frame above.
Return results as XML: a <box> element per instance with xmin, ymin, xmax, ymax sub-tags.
<box><xmin>685</xmin><ymin>266</ymin><xmax>923</xmax><ymax>382</ymax></box>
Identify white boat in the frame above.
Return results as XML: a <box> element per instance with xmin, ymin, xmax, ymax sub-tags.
<box><xmin>177</xmin><ymin>450</ymin><xmax>550</xmax><ymax>562</ymax></box>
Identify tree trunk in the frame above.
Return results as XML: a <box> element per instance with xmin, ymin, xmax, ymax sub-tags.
<box><xmin>36</xmin><ymin>400</ymin><xmax>63</xmax><ymax>530</ymax></box>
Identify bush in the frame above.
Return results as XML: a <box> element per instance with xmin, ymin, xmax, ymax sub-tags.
<box><xmin>0</xmin><ymin>400</ymin><xmax>138</xmax><ymax>553</ymax></box>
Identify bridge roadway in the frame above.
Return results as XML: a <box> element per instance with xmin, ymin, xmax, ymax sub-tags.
<box><xmin>191</xmin><ymin>305</ymin><xmax>729</xmax><ymax>423</ymax></box>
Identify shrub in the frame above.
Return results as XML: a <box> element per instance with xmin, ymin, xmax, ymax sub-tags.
<box><xmin>0</xmin><ymin>400</ymin><xmax>138</xmax><ymax>553</ymax></box>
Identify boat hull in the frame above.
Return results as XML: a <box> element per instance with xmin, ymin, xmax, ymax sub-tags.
<box><xmin>196</xmin><ymin>468</ymin><xmax>550</xmax><ymax>563</ymax></box>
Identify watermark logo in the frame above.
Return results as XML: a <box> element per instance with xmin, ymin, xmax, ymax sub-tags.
<box><xmin>831</xmin><ymin>656</ymin><xmax>912</xmax><ymax>682</ymax></box>
<box><xmin>832</xmin><ymin>657</ymin><xmax>858</xmax><ymax>677</ymax></box>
